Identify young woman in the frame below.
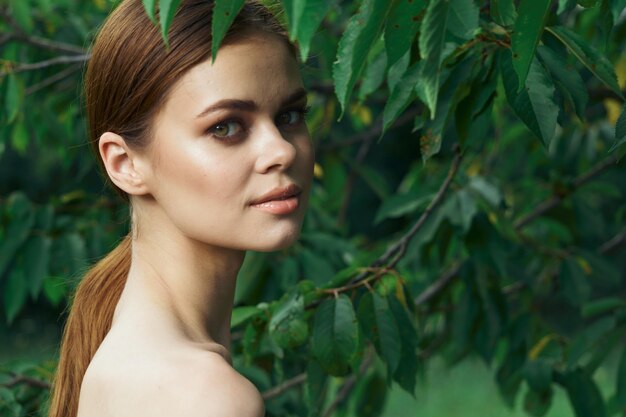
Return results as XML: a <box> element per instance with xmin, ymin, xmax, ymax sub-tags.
<box><xmin>47</xmin><ymin>1</ymin><xmax>314</xmax><ymax>416</ymax></box>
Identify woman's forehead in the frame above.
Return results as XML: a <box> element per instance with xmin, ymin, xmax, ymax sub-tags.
<box><xmin>165</xmin><ymin>34</ymin><xmax>301</xmax><ymax>111</ymax></box>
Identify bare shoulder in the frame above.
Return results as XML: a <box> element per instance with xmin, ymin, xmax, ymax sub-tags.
<box><xmin>179</xmin><ymin>351</ymin><xmax>266</xmax><ymax>417</ymax></box>
<box><xmin>78</xmin><ymin>347</ymin><xmax>265</xmax><ymax>417</ymax></box>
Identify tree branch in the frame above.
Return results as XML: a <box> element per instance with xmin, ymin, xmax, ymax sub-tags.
<box><xmin>349</xmin><ymin>144</ymin><xmax>463</xmax><ymax>284</ymax></box>
<box><xmin>0</xmin><ymin>6</ymin><xmax>85</xmax><ymax>55</ymax></box>
<box><xmin>12</xmin><ymin>33</ymin><xmax>86</xmax><ymax>55</ymax></box>
<box><xmin>25</xmin><ymin>62</ymin><xmax>83</xmax><ymax>95</ymax></box>
<box><xmin>598</xmin><ymin>228</ymin><xmax>626</xmax><ymax>254</ymax></box>
<box><xmin>413</xmin><ymin>260</ymin><xmax>464</xmax><ymax>307</ymax></box>
<box><xmin>1</xmin><ymin>373</ymin><xmax>51</xmax><ymax>390</ymax></box>
<box><xmin>513</xmin><ymin>155</ymin><xmax>620</xmax><ymax>230</ymax></box>
<box><xmin>0</xmin><ymin>54</ymin><xmax>90</xmax><ymax>77</ymax></box>
<box><xmin>261</xmin><ymin>372</ymin><xmax>307</xmax><ymax>401</ymax></box>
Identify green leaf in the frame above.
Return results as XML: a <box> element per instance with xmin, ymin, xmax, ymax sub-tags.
<box><xmin>384</xmin><ymin>0</ymin><xmax>426</xmax><ymax>67</ymax></box>
<box><xmin>559</xmin><ymin>257</ymin><xmax>591</xmax><ymax>306</ymax></box>
<box><xmin>546</xmin><ymin>26</ymin><xmax>623</xmax><ymax>99</ymax></box>
<box><xmin>0</xmin><ymin>192</ymin><xmax>35</xmax><ymax>279</ymax></box>
<box><xmin>389</xmin><ymin>295</ymin><xmax>419</xmax><ymax>396</ymax></box>
<box><xmin>524</xmin><ymin>358</ymin><xmax>553</xmax><ymax>392</ymax></box>
<box><xmin>211</xmin><ymin>0</ymin><xmax>246</xmax><ymax>63</ymax></box>
<box><xmin>610</xmin><ymin>0</ymin><xmax>626</xmax><ymax>22</ymax></box>
<box><xmin>558</xmin><ymin>0</ymin><xmax>577</xmax><ymax>14</ymax></box>
<box><xmin>4</xmin><ymin>73</ymin><xmax>22</xmax><ymax>125</ymax></box>
<box><xmin>333</xmin><ymin>0</ymin><xmax>393</xmax><ymax>119</ymax></box>
<box><xmin>452</xmin><ymin>281</ymin><xmax>480</xmax><ymax>349</ymax></box>
<box><xmin>42</xmin><ymin>276</ymin><xmax>68</xmax><ymax>308</ymax></box>
<box><xmin>277</xmin><ymin>256</ymin><xmax>299</xmax><ymax>290</ymax></box>
<box><xmin>304</xmin><ymin>357</ymin><xmax>329</xmax><ymax>417</ymax></box>
<box><xmin>448</xmin><ymin>0</ymin><xmax>479</xmax><ymax>40</ymax></box>
<box><xmin>342</xmin><ymin>155</ymin><xmax>391</xmax><ymax>199</ymax></box>
<box><xmin>234</xmin><ymin>251</ymin><xmax>267</xmax><ymax>304</ymax></box>
<box><xmin>523</xmin><ymin>387</ymin><xmax>554</xmax><ymax>417</ymax></box>
<box><xmin>442</xmin><ymin>188</ymin><xmax>478</xmax><ymax>232</ymax></box>
<box><xmin>511</xmin><ymin>0</ymin><xmax>551</xmax><ymax>92</ymax></box>
<box><xmin>142</xmin><ymin>0</ymin><xmax>157</xmax><ymax>25</ymax></box>
<box><xmin>388</xmin><ymin>49</ymin><xmax>410</xmax><ymax>93</ymax></box>
<box><xmin>231</xmin><ymin>306</ymin><xmax>262</xmax><ymax>328</ymax></box>
<box><xmin>468</xmin><ymin>175</ymin><xmax>502</xmax><ymax>206</ymax></box>
<box><xmin>536</xmin><ymin>45</ymin><xmax>588</xmax><ymax>120</ymax></box>
<box><xmin>357</xmin><ymin>291</ymin><xmax>402</xmax><ymax>375</ymax></box>
<box><xmin>159</xmin><ymin>0</ymin><xmax>182</xmax><ymax>48</ymax></box>
<box><xmin>3</xmin><ymin>268</ymin><xmax>27</xmax><ymax>324</ymax></box>
<box><xmin>557</xmin><ymin>369</ymin><xmax>607</xmax><ymax>417</ymax></box>
<box><xmin>491</xmin><ymin>0</ymin><xmax>517</xmax><ymax>27</ymax></box>
<box><xmin>382</xmin><ymin>61</ymin><xmax>423</xmax><ymax>135</ymax></box>
<box><xmin>374</xmin><ymin>191</ymin><xmax>432</xmax><ymax>224</ymax></box>
<box><xmin>0</xmin><ymin>387</ymin><xmax>22</xmax><ymax>417</ymax></box>
<box><xmin>567</xmin><ymin>316</ymin><xmax>615</xmax><ymax>369</ymax></box>
<box><xmin>291</xmin><ymin>0</ymin><xmax>333</xmax><ymax>62</ymax></box>
<box><xmin>269</xmin><ymin>297</ymin><xmax>308</xmax><ymax>349</ymax></box>
<box><xmin>496</xmin><ymin>344</ymin><xmax>526</xmax><ymax>408</ymax></box>
<box><xmin>23</xmin><ymin>236</ymin><xmax>51</xmax><ymax>300</ymax></box>
<box><xmin>581</xmin><ymin>297</ymin><xmax>626</xmax><ymax>317</ymax></box>
<box><xmin>311</xmin><ymin>295</ymin><xmax>360</xmax><ymax>376</ymax></box>
<box><xmin>10</xmin><ymin>120</ymin><xmax>29</xmax><ymax>156</ymax></box>
<box><xmin>418</xmin><ymin>0</ymin><xmax>449</xmax><ymax>119</ymax></box>
<box><xmin>299</xmin><ymin>247</ymin><xmax>335</xmax><ymax>286</ymax></box>
<box><xmin>609</xmin><ymin>104</ymin><xmax>626</xmax><ymax>153</ymax></box>
<box><xmin>501</xmin><ymin>50</ymin><xmax>558</xmax><ymax>147</ymax></box>
<box><xmin>617</xmin><ymin>346</ymin><xmax>626</xmax><ymax>408</ymax></box>
<box><xmin>358</xmin><ymin>49</ymin><xmax>387</xmax><ymax>101</ymax></box>
<box><xmin>354</xmin><ymin>371</ymin><xmax>388</xmax><ymax>416</ymax></box>
<box><xmin>9</xmin><ymin>0</ymin><xmax>33</xmax><ymax>32</ymax></box>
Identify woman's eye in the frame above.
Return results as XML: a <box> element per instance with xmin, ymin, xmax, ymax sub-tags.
<box><xmin>207</xmin><ymin>120</ymin><xmax>244</xmax><ymax>139</ymax></box>
<box><xmin>277</xmin><ymin>106</ymin><xmax>311</xmax><ymax>126</ymax></box>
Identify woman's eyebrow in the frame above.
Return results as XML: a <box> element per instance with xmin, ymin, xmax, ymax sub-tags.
<box><xmin>194</xmin><ymin>87</ymin><xmax>309</xmax><ymax>119</ymax></box>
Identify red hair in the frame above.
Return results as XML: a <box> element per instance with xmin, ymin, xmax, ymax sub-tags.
<box><xmin>47</xmin><ymin>1</ymin><xmax>294</xmax><ymax>416</ymax></box>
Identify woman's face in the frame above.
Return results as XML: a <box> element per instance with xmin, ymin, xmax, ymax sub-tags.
<box><xmin>137</xmin><ymin>32</ymin><xmax>315</xmax><ymax>252</ymax></box>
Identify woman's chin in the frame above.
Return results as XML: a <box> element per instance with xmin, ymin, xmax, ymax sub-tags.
<box><xmin>249</xmin><ymin>228</ymin><xmax>302</xmax><ymax>252</ymax></box>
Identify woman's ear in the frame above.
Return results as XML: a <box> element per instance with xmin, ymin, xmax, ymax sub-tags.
<box><xmin>98</xmin><ymin>132</ymin><xmax>150</xmax><ymax>196</ymax></box>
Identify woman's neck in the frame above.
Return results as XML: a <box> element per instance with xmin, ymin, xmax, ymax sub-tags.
<box><xmin>111</xmin><ymin>233</ymin><xmax>246</xmax><ymax>358</ymax></box>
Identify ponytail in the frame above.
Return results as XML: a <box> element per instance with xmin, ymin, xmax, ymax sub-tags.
<box><xmin>47</xmin><ymin>233</ymin><xmax>132</xmax><ymax>417</ymax></box>
<box><xmin>45</xmin><ymin>1</ymin><xmax>295</xmax><ymax>415</ymax></box>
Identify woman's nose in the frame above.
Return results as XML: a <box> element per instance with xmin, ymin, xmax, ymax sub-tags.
<box><xmin>253</xmin><ymin>122</ymin><xmax>297</xmax><ymax>174</ymax></box>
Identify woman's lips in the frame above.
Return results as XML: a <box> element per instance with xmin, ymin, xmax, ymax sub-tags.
<box><xmin>250</xmin><ymin>194</ymin><xmax>300</xmax><ymax>214</ymax></box>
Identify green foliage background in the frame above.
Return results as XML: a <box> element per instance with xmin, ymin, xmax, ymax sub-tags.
<box><xmin>1</xmin><ymin>0</ymin><xmax>626</xmax><ymax>416</ymax></box>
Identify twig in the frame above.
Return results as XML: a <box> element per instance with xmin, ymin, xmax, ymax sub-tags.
<box><xmin>0</xmin><ymin>33</ymin><xmax>12</xmax><ymax>48</ymax></box>
<box><xmin>255</xmin><ymin>135</ymin><xmax>620</xmax><ymax>407</ymax></box>
<box><xmin>12</xmin><ymin>33</ymin><xmax>86</xmax><ymax>55</ymax></box>
<box><xmin>499</xmin><ymin>226</ymin><xmax>626</xmax><ymax>297</ymax></box>
<box><xmin>513</xmin><ymin>155</ymin><xmax>619</xmax><ymax>230</ymax></box>
<box><xmin>349</xmin><ymin>144</ymin><xmax>463</xmax><ymax>285</ymax></box>
<box><xmin>261</xmin><ymin>372</ymin><xmax>307</xmax><ymax>401</ymax></box>
<box><xmin>413</xmin><ymin>260</ymin><xmax>464</xmax><ymax>307</ymax></box>
<box><xmin>1</xmin><ymin>374</ymin><xmax>51</xmax><ymax>390</ymax></box>
<box><xmin>0</xmin><ymin>6</ymin><xmax>85</xmax><ymax>55</ymax></box>
<box><xmin>0</xmin><ymin>54</ymin><xmax>90</xmax><ymax>77</ymax></box>
<box><xmin>598</xmin><ymin>228</ymin><xmax>626</xmax><ymax>254</ymax></box>
<box><xmin>25</xmin><ymin>62</ymin><xmax>83</xmax><ymax>95</ymax></box>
